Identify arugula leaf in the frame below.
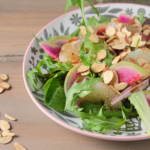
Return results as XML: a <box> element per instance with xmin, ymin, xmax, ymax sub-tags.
<box><xmin>136</xmin><ymin>12</ymin><xmax>146</xmax><ymax>25</ymax></box>
<box><xmin>80</xmin><ymin>33</ymin><xmax>114</xmax><ymax>66</ymax></box>
<box><xmin>65</xmin><ymin>0</ymin><xmax>99</xmax><ymax>32</ymax></box>
<box><xmin>65</xmin><ymin>77</ymin><xmax>102</xmax><ymax>111</ymax></box>
<box><xmin>100</xmin><ymin>16</ymin><xmax>111</xmax><ymax>23</ymax></box>
<box><xmin>75</xmin><ymin>106</ymin><xmax>126</xmax><ymax>133</ymax></box>
<box><xmin>44</xmin><ymin>72</ymin><xmax>66</xmax><ymax>111</ymax></box>
<box><xmin>70</xmin><ymin>28</ymin><xmax>80</xmax><ymax>37</ymax></box>
<box><xmin>88</xmin><ymin>16</ymin><xmax>100</xmax><ymax>27</ymax></box>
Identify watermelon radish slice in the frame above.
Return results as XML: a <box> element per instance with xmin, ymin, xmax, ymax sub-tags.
<box><xmin>94</xmin><ymin>23</ymin><xmax>108</xmax><ymax>36</ymax></box>
<box><xmin>39</xmin><ymin>41</ymin><xmax>61</xmax><ymax>60</ymax></box>
<box><xmin>110</xmin><ymin>61</ymin><xmax>148</xmax><ymax>85</ymax></box>
<box><xmin>50</xmin><ymin>35</ymin><xmax>72</xmax><ymax>46</ymax></box>
<box><xmin>143</xmin><ymin>90</ymin><xmax>150</xmax><ymax>107</ymax></box>
<box><xmin>111</xmin><ymin>78</ymin><xmax>149</xmax><ymax>106</ymax></box>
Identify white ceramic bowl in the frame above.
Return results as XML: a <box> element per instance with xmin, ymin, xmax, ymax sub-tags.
<box><xmin>23</xmin><ymin>3</ymin><xmax>150</xmax><ymax>141</ymax></box>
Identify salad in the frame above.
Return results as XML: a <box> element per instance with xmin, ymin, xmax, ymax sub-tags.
<box><xmin>28</xmin><ymin>0</ymin><xmax>150</xmax><ymax>135</ymax></box>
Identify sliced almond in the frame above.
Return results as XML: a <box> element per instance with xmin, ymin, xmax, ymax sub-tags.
<box><xmin>0</xmin><ymin>82</ymin><xmax>10</xmax><ymax>90</ymax></box>
<box><xmin>81</xmin><ymin>71</ymin><xmax>89</xmax><ymax>76</ymax></box>
<box><xmin>112</xmin><ymin>44</ymin><xmax>126</xmax><ymax>50</ymax></box>
<box><xmin>80</xmin><ymin>26</ymin><xmax>87</xmax><ymax>35</ymax></box>
<box><xmin>98</xmin><ymin>35</ymin><xmax>106</xmax><ymax>39</ymax></box>
<box><xmin>0</xmin><ymin>87</ymin><xmax>4</xmax><ymax>94</ymax></box>
<box><xmin>77</xmin><ymin>65</ymin><xmax>90</xmax><ymax>73</ymax></box>
<box><xmin>91</xmin><ymin>63</ymin><xmax>106</xmax><ymax>73</ymax></box>
<box><xmin>131</xmin><ymin>34</ymin><xmax>142</xmax><ymax>41</ymax></box>
<box><xmin>89</xmin><ymin>34</ymin><xmax>99</xmax><ymax>43</ymax></box>
<box><xmin>0</xmin><ymin>120</ymin><xmax>10</xmax><ymax>130</ymax></box>
<box><xmin>116</xmin><ymin>31</ymin><xmax>126</xmax><ymax>38</ymax></box>
<box><xmin>109</xmin><ymin>85</ymin><xmax>121</xmax><ymax>95</ymax></box>
<box><xmin>138</xmin><ymin>41</ymin><xmax>146</xmax><ymax>47</ymax></box>
<box><xmin>106</xmin><ymin>36</ymin><xmax>116</xmax><ymax>43</ymax></box>
<box><xmin>133</xmin><ymin>24</ymin><xmax>141</xmax><ymax>28</ymax></box>
<box><xmin>119</xmin><ymin>36</ymin><xmax>130</xmax><ymax>46</ymax></box>
<box><xmin>112</xmin><ymin>56</ymin><xmax>121</xmax><ymax>65</ymax></box>
<box><xmin>137</xmin><ymin>58</ymin><xmax>149</xmax><ymax>66</ymax></box>
<box><xmin>128</xmin><ymin>37</ymin><xmax>132</xmax><ymax>43</ymax></box>
<box><xmin>5</xmin><ymin>113</ymin><xmax>16</xmax><ymax>121</ymax></box>
<box><xmin>109</xmin><ymin>70</ymin><xmax>118</xmax><ymax>86</ymax></box>
<box><xmin>141</xmin><ymin>74</ymin><xmax>150</xmax><ymax>80</ymax></box>
<box><xmin>142</xmin><ymin>63</ymin><xmax>150</xmax><ymax>74</ymax></box>
<box><xmin>103</xmin><ymin>70</ymin><xmax>114</xmax><ymax>84</ymax></box>
<box><xmin>126</xmin><ymin>47</ymin><xmax>131</xmax><ymax>54</ymax></box>
<box><xmin>88</xmin><ymin>26</ymin><xmax>95</xmax><ymax>34</ymax></box>
<box><xmin>143</xmin><ymin>29</ymin><xmax>150</xmax><ymax>36</ymax></box>
<box><xmin>146</xmin><ymin>39</ymin><xmax>150</xmax><ymax>45</ymax></box>
<box><xmin>115</xmin><ymin>23</ymin><xmax>123</xmax><ymax>31</ymax></box>
<box><xmin>108</xmin><ymin>39</ymin><xmax>121</xmax><ymax>47</ymax></box>
<box><xmin>14</xmin><ymin>142</ymin><xmax>26</xmax><ymax>150</ymax></box>
<box><xmin>128</xmin><ymin>58</ymin><xmax>137</xmax><ymax>64</ymax></box>
<box><xmin>106</xmin><ymin>26</ymin><xmax>116</xmax><ymax>36</ymax></box>
<box><xmin>97</xmin><ymin>50</ymin><xmax>107</xmax><ymax>61</ymax></box>
<box><xmin>0</xmin><ymin>136</ymin><xmax>12</xmax><ymax>144</ymax></box>
<box><xmin>142</xmin><ymin>25</ymin><xmax>149</xmax><ymax>31</ymax></box>
<box><xmin>103</xmin><ymin>66</ymin><xmax>109</xmax><ymax>72</ymax></box>
<box><xmin>121</xmin><ymin>26</ymin><xmax>132</xmax><ymax>37</ymax></box>
<box><xmin>119</xmin><ymin>52</ymin><xmax>127</xmax><ymax>59</ymax></box>
<box><xmin>0</xmin><ymin>74</ymin><xmax>8</xmax><ymax>82</ymax></box>
<box><xmin>114</xmin><ymin>82</ymin><xmax>128</xmax><ymax>91</ymax></box>
<box><xmin>2</xmin><ymin>130</ymin><xmax>15</xmax><ymax>137</ymax></box>
<box><xmin>111</xmin><ymin>18</ymin><xmax>120</xmax><ymax>23</ymax></box>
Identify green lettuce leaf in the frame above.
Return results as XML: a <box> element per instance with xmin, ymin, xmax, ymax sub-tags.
<box><xmin>136</xmin><ymin>12</ymin><xmax>146</xmax><ymax>25</ymax></box>
<box><xmin>88</xmin><ymin>16</ymin><xmax>100</xmax><ymax>27</ymax></box>
<box><xmin>128</xmin><ymin>91</ymin><xmax>150</xmax><ymax>135</ymax></box>
<box><xmin>100</xmin><ymin>16</ymin><xmax>111</xmax><ymax>23</ymax></box>
<box><xmin>80</xmin><ymin>33</ymin><xmax>114</xmax><ymax>66</ymax></box>
<box><xmin>65</xmin><ymin>77</ymin><xmax>102</xmax><ymax>111</ymax></box>
<box><xmin>44</xmin><ymin>72</ymin><xmax>66</xmax><ymax>111</ymax></box>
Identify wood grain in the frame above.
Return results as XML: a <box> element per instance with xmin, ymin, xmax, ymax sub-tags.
<box><xmin>0</xmin><ymin>0</ymin><xmax>150</xmax><ymax>149</ymax></box>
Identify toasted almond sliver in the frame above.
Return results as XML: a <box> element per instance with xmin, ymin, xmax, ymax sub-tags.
<box><xmin>0</xmin><ymin>82</ymin><xmax>10</xmax><ymax>90</ymax></box>
<box><xmin>81</xmin><ymin>71</ymin><xmax>89</xmax><ymax>76</ymax></box>
<box><xmin>97</xmin><ymin>50</ymin><xmax>107</xmax><ymax>62</ymax></box>
<box><xmin>103</xmin><ymin>66</ymin><xmax>109</xmax><ymax>72</ymax></box>
<box><xmin>109</xmin><ymin>70</ymin><xmax>118</xmax><ymax>86</ymax></box>
<box><xmin>106</xmin><ymin>36</ymin><xmax>116</xmax><ymax>43</ymax></box>
<box><xmin>77</xmin><ymin>65</ymin><xmax>90</xmax><ymax>73</ymax></box>
<box><xmin>88</xmin><ymin>26</ymin><xmax>95</xmax><ymax>34</ymax></box>
<box><xmin>121</xmin><ymin>26</ymin><xmax>132</xmax><ymax>37</ymax></box>
<box><xmin>131</xmin><ymin>34</ymin><xmax>142</xmax><ymax>42</ymax></box>
<box><xmin>2</xmin><ymin>130</ymin><xmax>15</xmax><ymax>137</ymax></box>
<box><xmin>14</xmin><ymin>142</ymin><xmax>26</xmax><ymax>150</ymax></box>
<box><xmin>103</xmin><ymin>70</ymin><xmax>114</xmax><ymax>84</ymax></box>
<box><xmin>0</xmin><ymin>74</ymin><xmax>8</xmax><ymax>82</ymax></box>
<box><xmin>109</xmin><ymin>85</ymin><xmax>121</xmax><ymax>95</ymax></box>
<box><xmin>137</xmin><ymin>58</ymin><xmax>149</xmax><ymax>67</ymax></box>
<box><xmin>116</xmin><ymin>31</ymin><xmax>126</xmax><ymax>38</ymax></box>
<box><xmin>89</xmin><ymin>34</ymin><xmax>99</xmax><ymax>43</ymax></box>
<box><xmin>142</xmin><ymin>63</ymin><xmax>150</xmax><ymax>74</ymax></box>
<box><xmin>143</xmin><ymin>29</ymin><xmax>150</xmax><ymax>36</ymax></box>
<box><xmin>91</xmin><ymin>63</ymin><xmax>106</xmax><ymax>73</ymax></box>
<box><xmin>0</xmin><ymin>120</ymin><xmax>10</xmax><ymax>131</ymax></box>
<box><xmin>114</xmin><ymin>82</ymin><xmax>128</xmax><ymax>91</ymax></box>
<box><xmin>106</xmin><ymin>26</ymin><xmax>116</xmax><ymax>36</ymax></box>
<box><xmin>126</xmin><ymin>47</ymin><xmax>131</xmax><ymax>54</ymax></box>
<box><xmin>112</xmin><ymin>56</ymin><xmax>121</xmax><ymax>65</ymax></box>
<box><xmin>98</xmin><ymin>35</ymin><xmax>106</xmax><ymax>39</ymax></box>
<box><xmin>80</xmin><ymin>26</ymin><xmax>87</xmax><ymax>35</ymax></box>
<box><xmin>119</xmin><ymin>37</ymin><xmax>130</xmax><ymax>46</ymax></box>
<box><xmin>0</xmin><ymin>88</ymin><xmax>4</xmax><ymax>94</ymax></box>
<box><xmin>5</xmin><ymin>113</ymin><xmax>16</xmax><ymax>121</ymax></box>
<box><xmin>112</xmin><ymin>44</ymin><xmax>126</xmax><ymax>50</ymax></box>
<box><xmin>0</xmin><ymin>136</ymin><xmax>12</xmax><ymax>144</ymax></box>
<box><xmin>128</xmin><ymin>58</ymin><xmax>137</xmax><ymax>64</ymax></box>
<box><xmin>131</xmin><ymin>41</ymin><xmax>146</xmax><ymax>48</ymax></box>
<box><xmin>115</xmin><ymin>23</ymin><xmax>123</xmax><ymax>31</ymax></box>
<box><xmin>119</xmin><ymin>52</ymin><xmax>127</xmax><ymax>59</ymax></box>
<box><xmin>142</xmin><ymin>25</ymin><xmax>149</xmax><ymax>31</ymax></box>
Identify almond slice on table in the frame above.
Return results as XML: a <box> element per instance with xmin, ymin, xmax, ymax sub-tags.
<box><xmin>2</xmin><ymin>130</ymin><xmax>15</xmax><ymax>137</ymax></box>
<box><xmin>5</xmin><ymin>113</ymin><xmax>16</xmax><ymax>121</ymax></box>
<box><xmin>0</xmin><ymin>87</ymin><xmax>4</xmax><ymax>94</ymax></box>
<box><xmin>142</xmin><ymin>25</ymin><xmax>149</xmax><ymax>31</ymax></box>
<box><xmin>0</xmin><ymin>120</ymin><xmax>10</xmax><ymax>130</ymax></box>
<box><xmin>112</xmin><ymin>56</ymin><xmax>121</xmax><ymax>65</ymax></box>
<box><xmin>80</xmin><ymin>26</ymin><xmax>87</xmax><ymax>35</ymax></box>
<box><xmin>106</xmin><ymin>26</ymin><xmax>116</xmax><ymax>36</ymax></box>
<box><xmin>81</xmin><ymin>71</ymin><xmax>89</xmax><ymax>76</ymax></box>
<box><xmin>121</xmin><ymin>26</ymin><xmax>132</xmax><ymax>37</ymax></box>
<box><xmin>97</xmin><ymin>50</ymin><xmax>107</xmax><ymax>61</ymax></box>
<box><xmin>0</xmin><ymin>136</ymin><xmax>12</xmax><ymax>144</ymax></box>
<box><xmin>91</xmin><ymin>63</ymin><xmax>106</xmax><ymax>73</ymax></box>
<box><xmin>109</xmin><ymin>85</ymin><xmax>121</xmax><ymax>95</ymax></box>
<box><xmin>0</xmin><ymin>74</ymin><xmax>8</xmax><ymax>82</ymax></box>
<box><xmin>14</xmin><ymin>142</ymin><xmax>26</xmax><ymax>150</ymax></box>
<box><xmin>142</xmin><ymin>63</ymin><xmax>150</xmax><ymax>74</ymax></box>
<box><xmin>112</xmin><ymin>44</ymin><xmax>126</xmax><ymax>50</ymax></box>
<box><xmin>88</xmin><ymin>26</ymin><xmax>95</xmax><ymax>34</ymax></box>
<box><xmin>109</xmin><ymin>70</ymin><xmax>118</xmax><ymax>86</ymax></box>
<box><xmin>143</xmin><ymin>29</ymin><xmax>150</xmax><ymax>36</ymax></box>
<box><xmin>89</xmin><ymin>34</ymin><xmax>99</xmax><ymax>43</ymax></box>
<box><xmin>114</xmin><ymin>82</ymin><xmax>128</xmax><ymax>91</ymax></box>
<box><xmin>77</xmin><ymin>65</ymin><xmax>90</xmax><ymax>73</ymax></box>
<box><xmin>103</xmin><ymin>70</ymin><xmax>114</xmax><ymax>84</ymax></box>
<box><xmin>0</xmin><ymin>82</ymin><xmax>10</xmax><ymax>90</ymax></box>
<box><xmin>137</xmin><ymin>58</ymin><xmax>149</xmax><ymax>67</ymax></box>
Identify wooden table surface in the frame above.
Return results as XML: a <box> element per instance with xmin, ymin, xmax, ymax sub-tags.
<box><xmin>1</xmin><ymin>0</ymin><xmax>150</xmax><ymax>149</ymax></box>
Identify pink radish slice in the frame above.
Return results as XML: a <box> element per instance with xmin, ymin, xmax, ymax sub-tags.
<box><xmin>143</xmin><ymin>90</ymin><xmax>150</xmax><ymax>107</ymax></box>
<box><xmin>119</xmin><ymin>13</ymin><xmax>133</xmax><ymax>23</ymax></box>
<box><xmin>111</xmin><ymin>78</ymin><xmax>150</xmax><ymax>106</ymax></box>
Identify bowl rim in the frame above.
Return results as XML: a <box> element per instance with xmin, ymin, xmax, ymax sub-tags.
<box><xmin>23</xmin><ymin>3</ymin><xmax>150</xmax><ymax>141</ymax></box>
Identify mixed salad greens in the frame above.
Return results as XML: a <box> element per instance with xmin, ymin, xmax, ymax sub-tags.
<box><xmin>28</xmin><ymin>0</ymin><xmax>150</xmax><ymax>134</ymax></box>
